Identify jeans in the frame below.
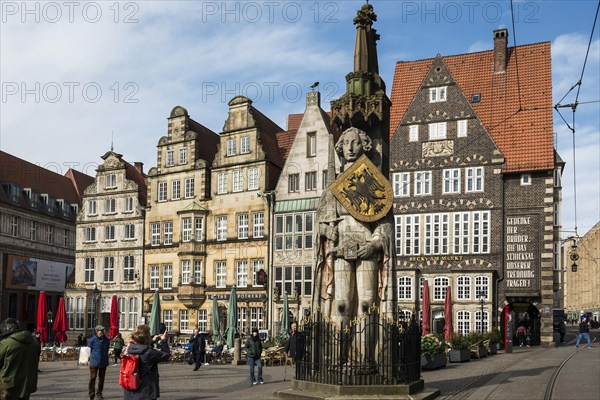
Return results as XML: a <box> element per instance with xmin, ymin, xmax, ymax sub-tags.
<box><xmin>576</xmin><ymin>332</ymin><xmax>591</xmax><ymax>347</ymax></box>
<box><xmin>88</xmin><ymin>367</ymin><xmax>106</xmax><ymax>399</ymax></box>
<box><xmin>247</xmin><ymin>357</ymin><xmax>263</xmax><ymax>383</ymax></box>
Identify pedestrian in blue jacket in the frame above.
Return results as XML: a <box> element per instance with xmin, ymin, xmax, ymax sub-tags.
<box><xmin>88</xmin><ymin>325</ymin><xmax>110</xmax><ymax>400</ymax></box>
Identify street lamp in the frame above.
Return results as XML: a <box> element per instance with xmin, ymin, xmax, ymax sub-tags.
<box><xmin>478</xmin><ymin>292</ymin><xmax>485</xmax><ymax>333</ymax></box>
<box><xmin>92</xmin><ymin>285</ymin><xmax>101</xmax><ymax>329</ymax></box>
<box><xmin>47</xmin><ymin>310</ymin><xmax>53</xmax><ymax>345</ymax></box>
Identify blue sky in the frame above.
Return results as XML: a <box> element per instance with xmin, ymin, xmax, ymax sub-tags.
<box><xmin>1</xmin><ymin>0</ymin><xmax>599</xmax><ymax>237</ymax></box>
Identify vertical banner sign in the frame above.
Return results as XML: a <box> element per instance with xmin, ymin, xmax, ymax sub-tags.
<box><xmin>505</xmin><ymin>215</ymin><xmax>540</xmax><ymax>293</ymax></box>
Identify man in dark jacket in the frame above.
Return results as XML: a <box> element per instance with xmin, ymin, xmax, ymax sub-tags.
<box><xmin>0</xmin><ymin>318</ymin><xmax>40</xmax><ymax>400</ymax></box>
<box><xmin>88</xmin><ymin>325</ymin><xmax>110</xmax><ymax>400</ymax></box>
<box><xmin>575</xmin><ymin>315</ymin><xmax>592</xmax><ymax>348</ymax></box>
<box><xmin>124</xmin><ymin>325</ymin><xmax>170</xmax><ymax>400</ymax></box>
<box><xmin>188</xmin><ymin>328</ymin><xmax>206</xmax><ymax>371</ymax></box>
<box><xmin>244</xmin><ymin>327</ymin><xmax>264</xmax><ymax>385</ymax></box>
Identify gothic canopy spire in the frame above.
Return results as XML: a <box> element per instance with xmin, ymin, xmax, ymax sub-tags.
<box><xmin>353</xmin><ymin>1</ymin><xmax>380</xmax><ymax>74</ymax></box>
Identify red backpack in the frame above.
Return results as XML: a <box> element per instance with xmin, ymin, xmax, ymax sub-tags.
<box><xmin>119</xmin><ymin>349</ymin><xmax>141</xmax><ymax>391</ymax></box>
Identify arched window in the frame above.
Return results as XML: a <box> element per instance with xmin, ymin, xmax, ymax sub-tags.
<box><xmin>65</xmin><ymin>297</ymin><xmax>74</xmax><ymax>329</ymax></box>
<box><xmin>398</xmin><ymin>276</ymin><xmax>413</xmax><ymax>300</ymax></box>
<box><xmin>118</xmin><ymin>297</ymin><xmax>126</xmax><ymax>330</ymax></box>
<box><xmin>433</xmin><ymin>276</ymin><xmax>449</xmax><ymax>300</ymax></box>
<box><xmin>128</xmin><ymin>297</ymin><xmax>138</xmax><ymax>329</ymax></box>
<box><xmin>457</xmin><ymin>310</ymin><xmax>470</xmax><ymax>335</ymax></box>
<box><xmin>475</xmin><ymin>310</ymin><xmax>489</xmax><ymax>332</ymax></box>
<box><xmin>75</xmin><ymin>297</ymin><xmax>85</xmax><ymax>329</ymax></box>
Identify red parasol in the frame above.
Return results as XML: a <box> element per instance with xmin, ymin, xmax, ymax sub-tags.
<box><xmin>36</xmin><ymin>291</ymin><xmax>48</xmax><ymax>343</ymax></box>
<box><xmin>443</xmin><ymin>286</ymin><xmax>453</xmax><ymax>341</ymax></box>
<box><xmin>109</xmin><ymin>295</ymin><xmax>119</xmax><ymax>340</ymax></box>
<box><xmin>53</xmin><ymin>297</ymin><xmax>68</xmax><ymax>344</ymax></box>
<box><xmin>422</xmin><ymin>280</ymin><xmax>431</xmax><ymax>336</ymax></box>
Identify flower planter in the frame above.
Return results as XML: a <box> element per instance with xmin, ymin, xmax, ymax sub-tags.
<box><xmin>487</xmin><ymin>343</ymin><xmax>498</xmax><ymax>355</ymax></box>
<box><xmin>421</xmin><ymin>353</ymin><xmax>447</xmax><ymax>370</ymax></box>
<box><xmin>449</xmin><ymin>348</ymin><xmax>471</xmax><ymax>363</ymax></box>
<box><xmin>476</xmin><ymin>345</ymin><xmax>487</xmax><ymax>358</ymax></box>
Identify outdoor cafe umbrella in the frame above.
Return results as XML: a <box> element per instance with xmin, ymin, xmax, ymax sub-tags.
<box><xmin>278</xmin><ymin>291</ymin><xmax>290</xmax><ymax>343</ymax></box>
<box><xmin>53</xmin><ymin>297</ymin><xmax>68</xmax><ymax>344</ymax></box>
<box><xmin>422</xmin><ymin>280</ymin><xmax>431</xmax><ymax>336</ymax></box>
<box><xmin>109</xmin><ymin>295</ymin><xmax>119</xmax><ymax>340</ymax></box>
<box><xmin>443</xmin><ymin>286</ymin><xmax>453</xmax><ymax>341</ymax></box>
<box><xmin>225</xmin><ymin>287</ymin><xmax>239</xmax><ymax>349</ymax></box>
<box><xmin>36</xmin><ymin>291</ymin><xmax>48</xmax><ymax>344</ymax></box>
<box><xmin>211</xmin><ymin>296</ymin><xmax>222</xmax><ymax>343</ymax></box>
<box><xmin>149</xmin><ymin>290</ymin><xmax>161</xmax><ymax>336</ymax></box>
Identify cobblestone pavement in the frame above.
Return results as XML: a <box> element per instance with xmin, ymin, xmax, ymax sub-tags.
<box><xmin>34</xmin><ymin>329</ymin><xmax>598</xmax><ymax>399</ymax></box>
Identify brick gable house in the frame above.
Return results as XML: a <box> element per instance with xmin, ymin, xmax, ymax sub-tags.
<box><xmin>389</xmin><ymin>29</ymin><xmax>562</xmax><ymax>347</ymax></box>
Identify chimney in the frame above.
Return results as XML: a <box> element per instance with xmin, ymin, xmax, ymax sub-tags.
<box><xmin>493</xmin><ymin>28</ymin><xmax>508</xmax><ymax>74</ymax></box>
<box><xmin>134</xmin><ymin>162</ymin><xmax>144</xmax><ymax>174</ymax></box>
<box><xmin>306</xmin><ymin>90</ymin><xmax>321</xmax><ymax>107</ymax></box>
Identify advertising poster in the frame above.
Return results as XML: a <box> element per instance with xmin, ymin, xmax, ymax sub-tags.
<box><xmin>6</xmin><ymin>254</ymin><xmax>72</xmax><ymax>292</ymax></box>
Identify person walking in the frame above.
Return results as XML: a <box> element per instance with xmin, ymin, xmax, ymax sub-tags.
<box><xmin>123</xmin><ymin>324</ymin><xmax>170</xmax><ymax>400</ymax></box>
<box><xmin>188</xmin><ymin>328</ymin><xmax>206</xmax><ymax>371</ymax></box>
<box><xmin>244</xmin><ymin>327</ymin><xmax>264</xmax><ymax>385</ymax></box>
<box><xmin>575</xmin><ymin>315</ymin><xmax>592</xmax><ymax>349</ymax></box>
<box><xmin>112</xmin><ymin>333</ymin><xmax>125</xmax><ymax>365</ymax></box>
<box><xmin>88</xmin><ymin>325</ymin><xmax>110</xmax><ymax>400</ymax></box>
<box><xmin>0</xmin><ymin>318</ymin><xmax>40</xmax><ymax>400</ymax></box>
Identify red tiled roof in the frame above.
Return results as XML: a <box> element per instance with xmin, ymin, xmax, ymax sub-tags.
<box><xmin>124</xmin><ymin>161</ymin><xmax>148</xmax><ymax>206</ymax></box>
<box><xmin>0</xmin><ymin>150</ymin><xmax>92</xmax><ymax>204</ymax></box>
<box><xmin>65</xmin><ymin>168</ymin><xmax>95</xmax><ymax>202</ymax></box>
<box><xmin>189</xmin><ymin>119</ymin><xmax>220</xmax><ymax>165</ymax></box>
<box><xmin>287</xmin><ymin>113</ymin><xmax>304</xmax><ymax>131</ymax></box>
<box><xmin>276</xmin><ymin>130</ymin><xmax>298</xmax><ymax>161</ymax></box>
<box><xmin>251</xmin><ymin>106</ymin><xmax>285</xmax><ymax>166</ymax></box>
<box><xmin>389</xmin><ymin>42</ymin><xmax>554</xmax><ymax>172</ymax></box>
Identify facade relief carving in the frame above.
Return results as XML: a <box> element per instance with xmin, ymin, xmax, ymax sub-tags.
<box><xmin>422</xmin><ymin>140</ymin><xmax>454</xmax><ymax>157</ymax></box>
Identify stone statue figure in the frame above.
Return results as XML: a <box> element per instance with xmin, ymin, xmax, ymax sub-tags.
<box><xmin>312</xmin><ymin>127</ymin><xmax>394</xmax><ymax>365</ymax></box>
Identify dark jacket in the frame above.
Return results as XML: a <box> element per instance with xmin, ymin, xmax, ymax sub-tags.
<box><xmin>284</xmin><ymin>330</ymin><xmax>299</xmax><ymax>359</ymax></box>
<box><xmin>0</xmin><ymin>330</ymin><xmax>40</xmax><ymax>398</ymax></box>
<box><xmin>244</xmin><ymin>335</ymin><xmax>263</xmax><ymax>360</ymax></box>
<box><xmin>189</xmin><ymin>334</ymin><xmax>206</xmax><ymax>354</ymax></box>
<box><xmin>88</xmin><ymin>334</ymin><xmax>110</xmax><ymax>368</ymax></box>
<box><xmin>579</xmin><ymin>320</ymin><xmax>590</xmax><ymax>333</ymax></box>
<box><xmin>124</xmin><ymin>340</ymin><xmax>171</xmax><ymax>400</ymax></box>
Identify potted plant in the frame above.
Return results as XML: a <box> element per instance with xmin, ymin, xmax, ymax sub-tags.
<box><xmin>421</xmin><ymin>334</ymin><xmax>447</xmax><ymax>370</ymax></box>
<box><xmin>448</xmin><ymin>333</ymin><xmax>470</xmax><ymax>363</ymax></box>
<box><xmin>467</xmin><ymin>332</ymin><xmax>487</xmax><ymax>359</ymax></box>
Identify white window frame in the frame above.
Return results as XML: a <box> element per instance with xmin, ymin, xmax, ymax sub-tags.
<box><xmin>123</xmin><ymin>255</ymin><xmax>135</xmax><ymax>282</ymax></box>
<box><xmin>89</xmin><ymin>200</ymin><xmax>97</xmax><ymax>215</ymax></box>
<box><xmin>105</xmin><ymin>225</ymin><xmax>116</xmax><ymax>241</ymax></box>
<box><xmin>195</xmin><ymin>218</ymin><xmax>203</xmax><ymax>241</ymax></box>
<box><xmin>429</xmin><ymin>86</ymin><xmax>447</xmax><ymax>103</ymax></box>
<box><xmin>150</xmin><ymin>265</ymin><xmax>159</xmax><ymax>290</ymax></box>
<box><xmin>398</xmin><ymin>276</ymin><xmax>412</xmax><ymax>300</ymax></box>
<box><xmin>288</xmin><ymin>174</ymin><xmax>299</xmax><ymax>193</ymax></box>
<box><xmin>307</xmin><ymin>132</ymin><xmax>317</xmax><ymax>157</ymax></box>
<box><xmin>253</xmin><ymin>212</ymin><xmax>264</xmax><ymax>238</ymax></box>
<box><xmin>232</xmin><ymin>170</ymin><xmax>243</xmax><ymax>192</ymax></box>
<box><xmin>157</xmin><ymin>182</ymin><xmax>167</xmax><ymax>202</ymax></box>
<box><xmin>241</xmin><ymin>136</ymin><xmax>250</xmax><ymax>154</ymax></box>
<box><xmin>428</xmin><ymin>122</ymin><xmax>447</xmax><ymax>140</ymax></box>
<box><xmin>125</xmin><ymin>197</ymin><xmax>134</xmax><ymax>212</ymax></box>
<box><xmin>216</xmin><ymin>216</ymin><xmax>227</xmax><ymax>241</ymax></box>
<box><xmin>166</xmin><ymin>150</ymin><xmax>174</xmax><ymax>167</ymax></box>
<box><xmin>414</xmin><ymin>171</ymin><xmax>431</xmax><ymax>196</ymax></box>
<box><xmin>433</xmin><ymin>276</ymin><xmax>449</xmax><ymax>300</ymax></box>
<box><xmin>252</xmin><ymin>259</ymin><xmax>264</xmax><ymax>287</ymax></box>
<box><xmin>457</xmin><ymin>119</ymin><xmax>468</xmax><ymax>137</ymax></box>
<box><xmin>197</xmin><ymin>309</ymin><xmax>208</xmax><ymax>332</ymax></box>
<box><xmin>172</xmin><ymin>180</ymin><xmax>181</xmax><ymax>200</ymax></box>
<box><xmin>520</xmin><ymin>174</ymin><xmax>531</xmax><ymax>185</ymax></box>
<box><xmin>182</xmin><ymin>218</ymin><xmax>192</xmax><ymax>242</ymax></box>
<box><xmin>124</xmin><ymin>224</ymin><xmax>135</xmax><ymax>239</ymax></box>
<box><xmin>237</xmin><ymin>214</ymin><xmax>249</xmax><ymax>239</ymax></box>
<box><xmin>151</xmin><ymin>223</ymin><xmax>161</xmax><ymax>246</ymax></box>
<box><xmin>104</xmin><ymin>256</ymin><xmax>115</xmax><ymax>282</ymax></box>
<box><xmin>184</xmin><ymin>178</ymin><xmax>195</xmax><ymax>198</ymax></box>
<box><xmin>227</xmin><ymin>138</ymin><xmax>237</xmax><ymax>156</ymax></box>
<box><xmin>216</xmin><ymin>261</ymin><xmax>226</xmax><ymax>288</ymax></box>
<box><xmin>84</xmin><ymin>257</ymin><xmax>95</xmax><ymax>283</ymax></box>
<box><xmin>443</xmin><ymin>168</ymin><xmax>461</xmax><ymax>194</ymax></box>
<box><xmin>84</xmin><ymin>227</ymin><xmax>96</xmax><ymax>242</ymax></box>
<box><xmin>236</xmin><ymin>260</ymin><xmax>248</xmax><ymax>287</ymax></box>
<box><xmin>194</xmin><ymin>260</ymin><xmax>203</xmax><ymax>284</ymax></box>
<box><xmin>466</xmin><ymin>167</ymin><xmax>484</xmax><ymax>192</ymax></box>
<box><xmin>404</xmin><ymin>215</ymin><xmax>420</xmax><ymax>255</ymax></box>
<box><xmin>475</xmin><ymin>276</ymin><xmax>489</xmax><ymax>300</ymax></box>
<box><xmin>163</xmin><ymin>221</ymin><xmax>173</xmax><ymax>245</ymax></box>
<box><xmin>105</xmin><ymin>174</ymin><xmax>116</xmax><ymax>189</ymax></box>
<box><xmin>457</xmin><ymin>276</ymin><xmax>471</xmax><ymax>300</ymax></box>
<box><xmin>128</xmin><ymin>297</ymin><xmax>138</xmax><ymax>330</ymax></box>
<box><xmin>217</xmin><ymin>173</ymin><xmax>228</xmax><ymax>194</ymax></box>
<box><xmin>180</xmin><ymin>310</ymin><xmax>189</xmax><ymax>332</ymax></box>
<box><xmin>475</xmin><ymin>309</ymin><xmax>489</xmax><ymax>333</ymax></box>
<box><xmin>457</xmin><ymin>310</ymin><xmax>470</xmax><ymax>335</ymax></box>
<box><xmin>409</xmin><ymin>125</ymin><xmax>419</xmax><ymax>142</ymax></box>
<box><xmin>179</xmin><ymin>147</ymin><xmax>187</xmax><ymax>164</ymax></box>
<box><xmin>248</xmin><ymin>168</ymin><xmax>259</xmax><ymax>191</ymax></box>
<box><xmin>181</xmin><ymin>260</ymin><xmax>191</xmax><ymax>285</ymax></box>
<box><xmin>105</xmin><ymin>198</ymin><xmax>116</xmax><ymax>214</ymax></box>
<box><xmin>164</xmin><ymin>310</ymin><xmax>173</xmax><ymax>331</ymax></box>
<box><xmin>163</xmin><ymin>264</ymin><xmax>172</xmax><ymax>289</ymax></box>
<box><xmin>393</xmin><ymin>172</ymin><xmax>410</xmax><ymax>197</ymax></box>
<box><xmin>305</xmin><ymin>171</ymin><xmax>317</xmax><ymax>191</ymax></box>
<box><xmin>394</xmin><ymin>215</ymin><xmax>403</xmax><ymax>256</ymax></box>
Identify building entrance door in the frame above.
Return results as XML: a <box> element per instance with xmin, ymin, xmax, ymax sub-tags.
<box><xmin>503</xmin><ymin>301</ymin><xmax>541</xmax><ymax>346</ymax></box>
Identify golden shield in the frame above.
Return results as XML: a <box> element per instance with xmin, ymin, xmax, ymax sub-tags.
<box><xmin>330</xmin><ymin>154</ymin><xmax>393</xmax><ymax>222</ymax></box>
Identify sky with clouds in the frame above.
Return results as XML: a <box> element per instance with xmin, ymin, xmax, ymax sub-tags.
<box><xmin>1</xmin><ymin>0</ymin><xmax>599</xmax><ymax>237</ymax></box>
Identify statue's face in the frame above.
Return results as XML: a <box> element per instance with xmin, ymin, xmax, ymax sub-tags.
<box><xmin>342</xmin><ymin>130</ymin><xmax>363</xmax><ymax>162</ymax></box>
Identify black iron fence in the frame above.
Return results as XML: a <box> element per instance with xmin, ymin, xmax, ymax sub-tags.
<box><xmin>296</xmin><ymin>308</ymin><xmax>421</xmax><ymax>385</ymax></box>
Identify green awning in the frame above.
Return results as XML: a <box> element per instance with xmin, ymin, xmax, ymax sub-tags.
<box><xmin>274</xmin><ymin>197</ymin><xmax>320</xmax><ymax>213</ymax></box>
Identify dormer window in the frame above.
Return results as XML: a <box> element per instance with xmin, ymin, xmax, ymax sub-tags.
<box><xmin>429</xmin><ymin>86</ymin><xmax>447</xmax><ymax>103</ymax></box>
<box><xmin>105</xmin><ymin>174</ymin><xmax>116</xmax><ymax>189</ymax></box>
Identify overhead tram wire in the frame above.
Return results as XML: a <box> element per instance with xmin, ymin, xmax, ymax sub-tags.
<box><xmin>553</xmin><ymin>0</ymin><xmax>600</xmax><ymax>237</ymax></box>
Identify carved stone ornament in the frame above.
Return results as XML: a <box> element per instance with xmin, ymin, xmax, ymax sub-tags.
<box><xmin>422</xmin><ymin>140</ymin><xmax>454</xmax><ymax>157</ymax></box>
<box><xmin>329</xmin><ymin>154</ymin><xmax>393</xmax><ymax>222</ymax></box>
